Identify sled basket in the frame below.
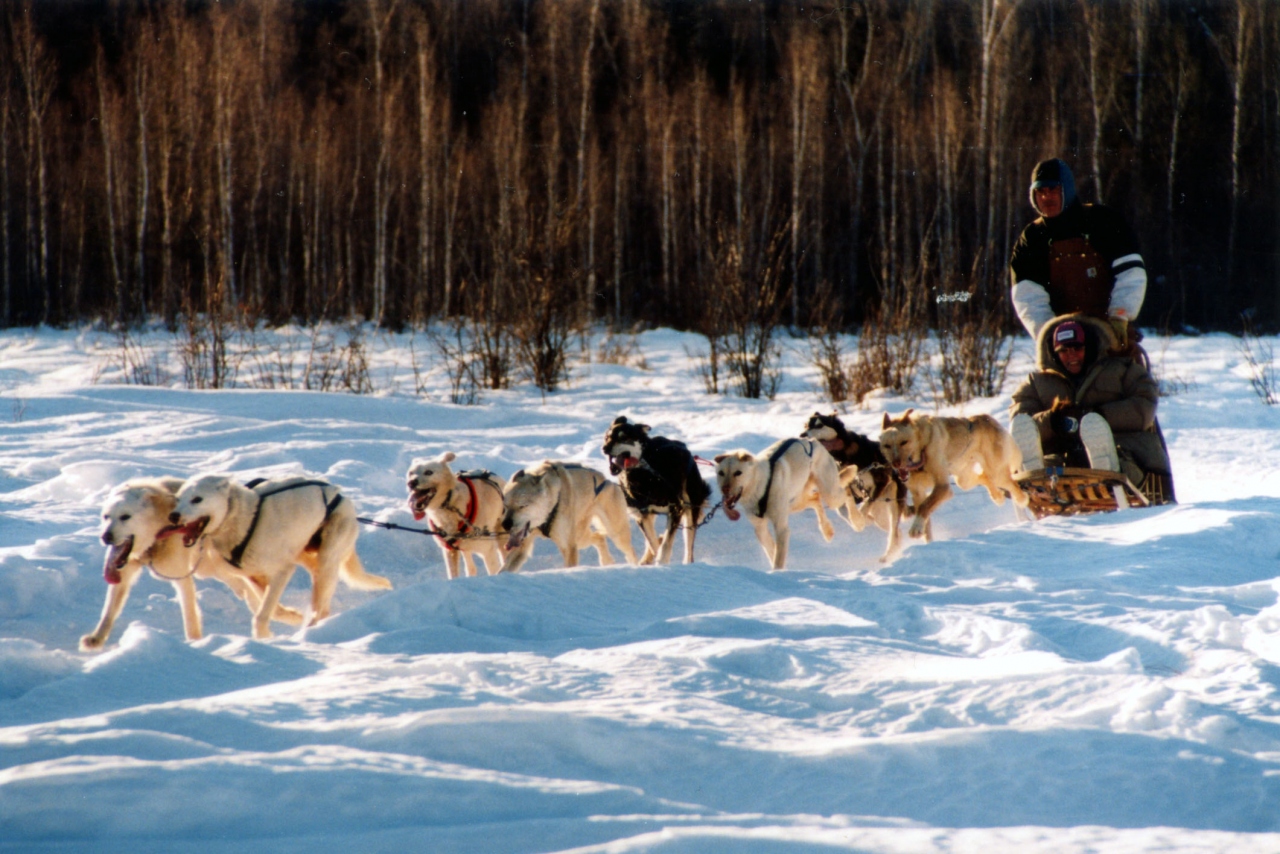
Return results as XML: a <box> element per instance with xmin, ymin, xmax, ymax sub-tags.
<box><xmin>1015</xmin><ymin>466</ymin><xmax>1150</xmax><ymax>519</ymax></box>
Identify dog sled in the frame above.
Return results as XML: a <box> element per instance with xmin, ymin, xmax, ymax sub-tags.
<box><xmin>1014</xmin><ymin>465</ymin><xmax>1173</xmax><ymax>519</ymax></box>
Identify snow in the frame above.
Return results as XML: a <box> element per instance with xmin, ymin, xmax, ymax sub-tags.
<box><xmin>2</xmin><ymin>324</ymin><xmax>1280</xmax><ymax>852</ymax></box>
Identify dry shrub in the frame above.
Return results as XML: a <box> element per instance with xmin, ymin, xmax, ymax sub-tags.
<box><xmin>849</xmin><ymin>297</ymin><xmax>925</xmax><ymax>401</ymax></box>
<box><xmin>302</xmin><ymin>324</ymin><xmax>372</xmax><ymax>393</ymax></box>
<box><xmin>804</xmin><ymin>282</ymin><xmax>856</xmax><ymax>404</ymax></box>
<box><xmin>702</xmin><ymin>226</ymin><xmax>790</xmax><ymax>400</ymax></box>
<box><xmin>426</xmin><ymin>318</ymin><xmax>485</xmax><ymax>405</ymax></box>
<box><xmin>933</xmin><ymin>296</ymin><xmax>1013</xmax><ymax>405</ymax></box>
<box><xmin>596</xmin><ymin>327</ymin><xmax>648</xmax><ymax>369</ymax></box>
<box><xmin>110</xmin><ymin>328</ymin><xmax>170</xmax><ymax>386</ymax></box>
<box><xmin>1240</xmin><ymin>316</ymin><xmax>1278</xmax><ymax>405</ymax></box>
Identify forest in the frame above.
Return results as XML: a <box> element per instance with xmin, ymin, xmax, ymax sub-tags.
<box><xmin>1</xmin><ymin>0</ymin><xmax>1277</xmax><ymax>339</ymax></box>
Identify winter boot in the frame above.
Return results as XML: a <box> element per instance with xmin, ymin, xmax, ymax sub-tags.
<box><xmin>1079</xmin><ymin>413</ymin><xmax>1119</xmax><ymax>472</ymax></box>
<box><xmin>1010</xmin><ymin>413</ymin><xmax>1043</xmax><ymax>472</ymax></box>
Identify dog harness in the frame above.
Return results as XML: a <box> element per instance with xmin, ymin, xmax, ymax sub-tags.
<box><xmin>537</xmin><ymin>468</ymin><xmax>609</xmax><ymax>537</ymax></box>
<box><xmin>229</xmin><ymin>479</ymin><xmax>343</xmax><ymax>568</ymax></box>
<box><xmin>431</xmin><ymin>472</ymin><xmax>500</xmax><ymax>550</ymax></box>
<box><xmin>756</xmin><ymin>439</ymin><xmax>813</xmax><ymax>517</ymax></box>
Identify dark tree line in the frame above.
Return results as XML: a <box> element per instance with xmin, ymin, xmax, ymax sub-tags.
<box><xmin>1</xmin><ymin>0</ymin><xmax>1277</xmax><ymax>334</ymax></box>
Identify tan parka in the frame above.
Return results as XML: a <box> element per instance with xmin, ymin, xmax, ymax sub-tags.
<box><xmin>1010</xmin><ymin>313</ymin><xmax>1170</xmax><ymax>475</ymax></box>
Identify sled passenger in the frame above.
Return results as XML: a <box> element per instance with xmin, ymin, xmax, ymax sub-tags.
<box><xmin>1009</xmin><ymin>315</ymin><xmax>1174</xmax><ymax>504</ymax></box>
<box><xmin>1009</xmin><ymin>158</ymin><xmax>1147</xmax><ymax>354</ymax></box>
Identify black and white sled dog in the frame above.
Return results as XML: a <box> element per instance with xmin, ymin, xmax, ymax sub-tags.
<box><xmin>801</xmin><ymin>412</ymin><xmax>906</xmax><ymax>562</ymax></box>
<box><xmin>601</xmin><ymin>416</ymin><xmax>711</xmax><ymax>565</ymax></box>
<box><xmin>169</xmin><ymin>474</ymin><xmax>392</xmax><ymax>638</ymax></box>
<box><xmin>501</xmin><ymin>461</ymin><xmax>639</xmax><ymax>573</ymax></box>
<box><xmin>714</xmin><ymin>437</ymin><xmax>847</xmax><ymax>570</ymax></box>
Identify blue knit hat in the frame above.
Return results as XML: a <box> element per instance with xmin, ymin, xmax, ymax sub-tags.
<box><xmin>1029</xmin><ymin>158</ymin><xmax>1077</xmax><ymax>215</ymax></box>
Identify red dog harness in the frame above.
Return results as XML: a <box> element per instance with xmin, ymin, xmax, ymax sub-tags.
<box><xmin>433</xmin><ymin>476</ymin><xmax>479</xmax><ymax>551</ymax></box>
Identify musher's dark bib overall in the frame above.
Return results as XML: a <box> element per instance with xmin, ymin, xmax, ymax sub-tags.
<box><xmin>1046</xmin><ymin>236</ymin><xmax>1113</xmax><ymax>319</ymax></box>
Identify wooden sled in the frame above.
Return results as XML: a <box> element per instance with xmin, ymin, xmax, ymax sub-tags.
<box><xmin>1015</xmin><ymin>466</ymin><xmax>1150</xmax><ymax>519</ymax></box>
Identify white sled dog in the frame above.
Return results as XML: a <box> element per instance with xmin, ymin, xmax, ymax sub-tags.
<box><xmin>406</xmin><ymin>452</ymin><xmax>507</xmax><ymax>578</ymax></box>
<box><xmin>715</xmin><ymin>437</ymin><xmax>847</xmax><ymax>570</ymax></box>
<box><xmin>170</xmin><ymin>474</ymin><xmax>391</xmax><ymax>638</ymax></box>
<box><xmin>83</xmin><ymin>476</ymin><xmax>306</xmax><ymax>651</ymax></box>
<box><xmin>501</xmin><ymin>461</ymin><xmax>638</xmax><ymax>573</ymax></box>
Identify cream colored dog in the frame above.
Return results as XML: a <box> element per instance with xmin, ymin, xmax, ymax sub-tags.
<box><xmin>407</xmin><ymin>452</ymin><xmax>507</xmax><ymax>578</ymax></box>
<box><xmin>878</xmin><ymin>409</ymin><xmax>1029</xmax><ymax>541</ymax></box>
<box><xmin>501</xmin><ymin>461</ymin><xmax>638</xmax><ymax>573</ymax></box>
<box><xmin>714</xmin><ymin>437</ymin><xmax>847</xmax><ymax>570</ymax></box>
<box><xmin>170</xmin><ymin>474</ymin><xmax>391</xmax><ymax>638</ymax></box>
<box><xmin>82</xmin><ymin>476</ymin><xmax>305</xmax><ymax>651</ymax></box>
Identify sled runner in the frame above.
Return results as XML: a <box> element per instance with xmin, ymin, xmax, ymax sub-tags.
<box><xmin>1014</xmin><ymin>466</ymin><xmax>1150</xmax><ymax>519</ymax></box>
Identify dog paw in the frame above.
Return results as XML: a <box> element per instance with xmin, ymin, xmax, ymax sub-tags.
<box><xmin>79</xmin><ymin>635</ymin><xmax>104</xmax><ymax>652</ymax></box>
<box><xmin>908</xmin><ymin>520</ymin><xmax>926</xmax><ymax>539</ymax></box>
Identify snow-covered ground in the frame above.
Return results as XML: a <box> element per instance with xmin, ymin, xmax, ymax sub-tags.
<box><xmin>2</xmin><ymin>323</ymin><xmax>1279</xmax><ymax>852</ymax></box>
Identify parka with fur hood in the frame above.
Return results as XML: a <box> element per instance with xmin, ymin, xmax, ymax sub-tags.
<box><xmin>1010</xmin><ymin>314</ymin><xmax>1170</xmax><ymax>476</ymax></box>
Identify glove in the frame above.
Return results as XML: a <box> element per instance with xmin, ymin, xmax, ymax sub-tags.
<box><xmin>1108</xmin><ymin>317</ymin><xmax>1135</xmax><ymax>357</ymax></box>
<box><xmin>1051</xmin><ymin>412</ymin><xmax>1079</xmax><ymax>435</ymax></box>
<box><xmin>1048</xmin><ymin>398</ymin><xmax>1084</xmax><ymax>437</ymax></box>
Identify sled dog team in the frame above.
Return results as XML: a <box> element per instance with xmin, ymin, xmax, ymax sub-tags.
<box><xmin>84</xmin><ymin>409</ymin><xmax>1031</xmax><ymax>651</ymax></box>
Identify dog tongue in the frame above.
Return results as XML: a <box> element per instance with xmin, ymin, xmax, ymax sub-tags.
<box><xmin>622</xmin><ymin>457</ymin><xmax>639</xmax><ymax>469</ymax></box>
<box><xmin>505</xmin><ymin>523</ymin><xmax>529</xmax><ymax>552</ymax></box>
<box><xmin>102</xmin><ymin>541</ymin><xmax>130</xmax><ymax>585</ymax></box>
<box><xmin>723</xmin><ymin>506</ymin><xmax>741</xmax><ymax>522</ymax></box>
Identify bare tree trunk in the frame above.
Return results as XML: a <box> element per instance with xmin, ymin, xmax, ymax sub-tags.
<box><xmin>211</xmin><ymin>13</ymin><xmax>238</xmax><ymax>314</ymax></box>
<box><xmin>574</xmin><ymin>0</ymin><xmax>600</xmax><ymax>313</ymax></box>
<box><xmin>1</xmin><ymin>87</ymin><xmax>11</xmax><ymax>326</ymax></box>
<box><xmin>1227</xmin><ymin>1</ymin><xmax>1255</xmax><ymax>290</ymax></box>
<box><xmin>790</xmin><ymin>37</ymin><xmax>809</xmax><ymax>327</ymax></box>
<box><xmin>416</xmin><ymin>20</ymin><xmax>435</xmax><ymax>322</ymax></box>
<box><xmin>365</xmin><ymin>0</ymin><xmax>399</xmax><ymax>326</ymax></box>
<box><xmin>133</xmin><ymin>58</ymin><xmax>150</xmax><ymax>319</ymax></box>
<box><xmin>96</xmin><ymin>51</ymin><xmax>126</xmax><ymax>327</ymax></box>
<box><xmin>1132</xmin><ymin>0</ymin><xmax>1150</xmax><ymax>146</ymax></box>
<box><xmin>11</xmin><ymin>4</ymin><xmax>54</xmax><ymax>323</ymax></box>
<box><xmin>612</xmin><ymin>141</ymin><xmax>624</xmax><ymax>324</ymax></box>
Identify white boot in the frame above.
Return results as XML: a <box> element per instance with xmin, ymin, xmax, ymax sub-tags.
<box><xmin>1080</xmin><ymin>413</ymin><xmax>1120</xmax><ymax>472</ymax></box>
<box><xmin>1010</xmin><ymin>413</ymin><xmax>1043</xmax><ymax>472</ymax></box>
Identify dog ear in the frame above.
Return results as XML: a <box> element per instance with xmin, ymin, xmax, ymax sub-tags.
<box><xmin>713</xmin><ymin>453</ymin><xmax>728</xmax><ymax>463</ymax></box>
<box><xmin>882</xmin><ymin>412</ymin><xmax>893</xmax><ymax>429</ymax></box>
<box><xmin>638</xmin><ymin>423</ymin><xmax>650</xmax><ymax>434</ymax></box>
<box><xmin>512</xmin><ymin>469</ymin><xmax>524</xmax><ymax>480</ymax></box>
<box><xmin>440</xmin><ymin>451</ymin><xmax>456</xmax><ymax>464</ymax></box>
<box><xmin>903</xmin><ymin>408</ymin><xmax>914</xmax><ymax>420</ymax></box>
<box><xmin>611</xmin><ymin>415</ymin><xmax>628</xmax><ymax>426</ymax></box>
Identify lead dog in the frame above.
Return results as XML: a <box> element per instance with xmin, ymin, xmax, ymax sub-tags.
<box><xmin>501</xmin><ymin>461</ymin><xmax>638</xmax><ymax>573</ymax></box>
<box><xmin>407</xmin><ymin>453</ymin><xmax>507</xmax><ymax>578</ymax></box>
<box><xmin>802</xmin><ymin>412</ymin><xmax>906</xmax><ymax>561</ymax></box>
<box><xmin>170</xmin><ymin>474</ymin><xmax>391</xmax><ymax>638</ymax></box>
<box><xmin>878</xmin><ymin>410</ymin><xmax>1029</xmax><ymax>542</ymax></box>
<box><xmin>601</xmin><ymin>416</ymin><xmax>711</xmax><ymax>565</ymax></box>
<box><xmin>82</xmin><ymin>477</ymin><xmax>306</xmax><ymax>651</ymax></box>
<box><xmin>714</xmin><ymin>437</ymin><xmax>846</xmax><ymax>570</ymax></box>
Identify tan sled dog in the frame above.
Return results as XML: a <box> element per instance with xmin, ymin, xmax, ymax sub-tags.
<box><xmin>83</xmin><ymin>477</ymin><xmax>306</xmax><ymax>651</ymax></box>
<box><xmin>837</xmin><ymin>466</ymin><xmax>904</xmax><ymax>563</ymax></box>
<box><xmin>878</xmin><ymin>410</ymin><xmax>1028</xmax><ymax>541</ymax></box>
<box><xmin>407</xmin><ymin>452</ymin><xmax>507</xmax><ymax>578</ymax></box>
<box><xmin>501</xmin><ymin>461</ymin><xmax>638</xmax><ymax>573</ymax></box>
<box><xmin>170</xmin><ymin>474</ymin><xmax>391</xmax><ymax>638</ymax></box>
<box><xmin>714</xmin><ymin>438</ymin><xmax>847</xmax><ymax>570</ymax></box>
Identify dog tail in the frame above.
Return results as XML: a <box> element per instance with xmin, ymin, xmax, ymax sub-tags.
<box><xmin>341</xmin><ymin>553</ymin><xmax>393</xmax><ymax>590</ymax></box>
